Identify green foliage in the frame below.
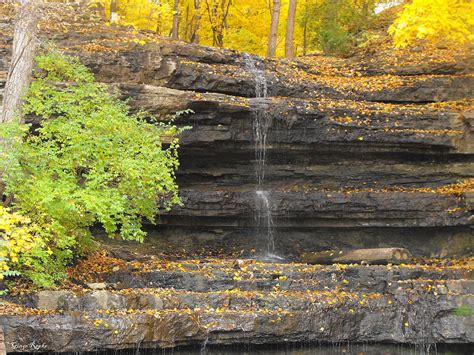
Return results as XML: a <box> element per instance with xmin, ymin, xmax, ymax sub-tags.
<box><xmin>303</xmin><ymin>0</ymin><xmax>379</xmax><ymax>55</ymax></box>
<box><xmin>453</xmin><ymin>306</ymin><xmax>473</xmax><ymax>317</ymax></box>
<box><xmin>318</xmin><ymin>22</ymin><xmax>352</xmax><ymax>55</ymax></box>
<box><xmin>1</xmin><ymin>50</ymin><xmax>184</xmax><ymax>287</ymax></box>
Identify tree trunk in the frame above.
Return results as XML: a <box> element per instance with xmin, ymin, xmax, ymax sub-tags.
<box><xmin>1</xmin><ymin>0</ymin><xmax>39</xmax><ymax>201</ymax></box>
<box><xmin>328</xmin><ymin>0</ymin><xmax>338</xmax><ymax>22</ymax></box>
<box><xmin>285</xmin><ymin>0</ymin><xmax>297</xmax><ymax>59</ymax></box>
<box><xmin>1</xmin><ymin>0</ymin><xmax>39</xmax><ymax>124</ymax></box>
<box><xmin>362</xmin><ymin>0</ymin><xmax>369</xmax><ymax>22</ymax></box>
<box><xmin>216</xmin><ymin>31</ymin><xmax>224</xmax><ymax>47</ymax></box>
<box><xmin>303</xmin><ymin>19</ymin><xmax>307</xmax><ymax>56</ymax></box>
<box><xmin>171</xmin><ymin>0</ymin><xmax>180</xmax><ymax>40</ymax></box>
<box><xmin>183</xmin><ymin>3</ymin><xmax>190</xmax><ymax>41</ymax></box>
<box><xmin>190</xmin><ymin>0</ymin><xmax>201</xmax><ymax>44</ymax></box>
<box><xmin>267</xmin><ymin>0</ymin><xmax>281</xmax><ymax>58</ymax></box>
<box><xmin>110</xmin><ymin>0</ymin><xmax>118</xmax><ymax>22</ymax></box>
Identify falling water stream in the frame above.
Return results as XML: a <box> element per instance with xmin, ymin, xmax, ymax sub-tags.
<box><xmin>243</xmin><ymin>53</ymin><xmax>281</xmax><ymax>260</ymax></box>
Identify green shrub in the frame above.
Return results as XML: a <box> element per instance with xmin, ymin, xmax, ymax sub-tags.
<box><xmin>0</xmin><ymin>50</ymin><xmax>185</xmax><ymax>287</ymax></box>
<box><xmin>318</xmin><ymin>22</ymin><xmax>352</xmax><ymax>55</ymax></box>
<box><xmin>302</xmin><ymin>0</ymin><xmax>378</xmax><ymax>56</ymax></box>
<box><xmin>453</xmin><ymin>306</ymin><xmax>473</xmax><ymax>317</ymax></box>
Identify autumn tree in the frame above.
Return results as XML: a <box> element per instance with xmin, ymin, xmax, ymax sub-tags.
<box><xmin>389</xmin><ymin>0</ymin><xmax>474</xmax><ymax>47</ymax></box>
<box><xmin>92</xmin><ymin>0</ymin><xmax>389</xmax><ymax>57</ymax></box>
<box><xmin>204</xmin><ymin>0</ymin><xmax>232</xmax><ymax>47</ymax></box>
<box><xmin>110</xmin><ymin>0</ymin><xmax>118</xmax><ymax>22</ymax></box>
<box><xmin>267</xmin><ymin>0</ymin><xmax>281</xmax><ymax>58</ymax></box>
<box><xmin>94</xmin><ymin>0</ymin><xmax>302</xmax><ymax>57</ymax></box>
<box><xmin>285</xmin><ymin>0</ymin><xmax>297</xmax><ymax>58</ymax></box>
<box><xmin>96</xmin><ymin>0</ymin><xmax>174</xmax><ymax>34</ymax></box>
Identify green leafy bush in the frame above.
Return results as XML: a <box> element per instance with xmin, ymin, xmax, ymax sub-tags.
<box><xmin>1</xmin><ymin>50</ymin><xmax>184</xmax><ymax>287</ymax></box>
<box><xmin>318</xmin><ymin>22</ymin><xmax>352</xmax><ymax>55</ymax></box>
<box><xmin>302</xmin><ymin>0</ymin><xmax>378</xmax><ymax>55</ymax></box>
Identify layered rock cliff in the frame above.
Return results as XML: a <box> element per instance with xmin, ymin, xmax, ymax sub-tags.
<box><xmin>0</xmin><ymin>4</ymin><xmax>473</xmax><ymax>258</ymax></box>
<box><xmin>2</xmin><ymin>257</ymin><xmax>474</xmax><ymax>352</ymax></box>
<box><xmin>80</xmin><ymin>42</ymin><xmax>473</xmax><ymax>258</ymax></box>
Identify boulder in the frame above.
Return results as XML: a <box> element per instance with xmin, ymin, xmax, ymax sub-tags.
<box><xmin>36</xmin><ymin>291</ymin><xmax>75</xmax><ymax>310</ymax></box>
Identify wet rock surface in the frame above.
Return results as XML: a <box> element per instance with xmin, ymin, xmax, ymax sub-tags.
<box><xmin>63</xmin><ymin>70</ymin><xmax>474</xmax><ymax>257</ymax></box>
<box><xmin>2</xmin><ymin>260</ymin><xmax>474</xmax><ymax>352</ymax></box>
<box><xmin>300</xmin><ymin>247</ymin><xmax>413</xmax><ymax>265</ymax></box>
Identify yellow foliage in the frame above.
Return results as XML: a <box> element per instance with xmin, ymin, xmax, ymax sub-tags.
<box><xmin>0</xmin><ymin>207</ymin><xmax>44</xmax><ymax>280</ymax></box>
<box><xmin>93</xmin><ymin>0</ymin><xmax>312</xmax><ymax>57</ymax></box>
<box><xmin>94</xmin><ymin>0</ymin><xmax>174</xmax><ymax>33</ymax></box>
<box><xmin>389</xmin><ymin>0</ymin><xmax>474</xmax><ymax>48</ymax></box>
<box><xmin>0</xmin><ymin>207</ymin><xmax>66</xmax><ymax>288</ymax></box>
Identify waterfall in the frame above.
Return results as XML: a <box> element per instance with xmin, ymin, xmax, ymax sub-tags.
<box><xmin>244</xmin><ymin>53</ymin><xmax>269</xmax><ymax>186</ymax></box>
<box><xmin>255</xmin><ymin>190</ymin><xmax>275</xmax><ymax>254</ymax></box>
<box><xmin>243</xmin><ymin>53</ymin><xmax>281</xmax><ymax>260</ymax></box>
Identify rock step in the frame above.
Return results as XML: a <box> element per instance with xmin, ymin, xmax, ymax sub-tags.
<box><xmin>103</xmin><ymin>272</ymin><xmax>472</xmax><ymax>293</ymax></box>
<box><xmin>2</xmin><ymin>287</ymin><xmax>473</xmax><ymax>353</ymax></box>
<box><xmin>3</xmin><ymin>259</ymin><xmax>473</xmax><ymax>352</ymax></box>
<box><xmin>24</xmin><ymin>279</ymin><xmax>474</xmax><ymax>312</ymax></box>
<box><xmin>105</xmin><ymin>259</ymin><xmax>474</xmax><ymax>276</ymax></box>
<box><xmin>91</xmin><ymin>53</ymin><xmax>474</xmax><ymax>102</ymax></box>
<box><xmin>174</xmin><ymin>189</ymin><xmax>472</xmax><ymax>216</ymax></box>
<box><xmin>89</xmin><ymin>262</ymin><xmax>472</xmax><ymax>293</ymax></box>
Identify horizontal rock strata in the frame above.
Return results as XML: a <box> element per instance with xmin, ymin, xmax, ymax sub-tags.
<box><xmin>2</xmin><ymin>260</ymin><xmax>473</xmax><ymax>352</ymax></box>
<box><xmin>111</xmin><ymin>84</ymin><xmax>473</xmax><ymax>257</ymax></box>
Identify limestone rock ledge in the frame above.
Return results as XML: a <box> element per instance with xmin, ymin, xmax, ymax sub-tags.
<box><xmin>2</xmin><ymin>261</ymin><xmax>473</xmax><ymax>352</ymax></box>
<box><xmin>117</xmin><ymin>84</ymin><xmax>473</xmax><ymax>257</ymax></box>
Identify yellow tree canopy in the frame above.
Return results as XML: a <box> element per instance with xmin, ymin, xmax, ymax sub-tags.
<box><xmin>95</xmin><ymin>0</ymin><xmax>174</xmax><ymax>34</ymax></box>
<box><xmin>93</xmin><ymin>0</ymin><xmax>473</xmax><ymax>55</ymax></box>
<box><xmin>94</xmin><ymin>0</ymin><xmax>311</xmax><ymax>57</ymax></box>
<box><xmin>389</xmin><ymin>0</ymin><xmax>474</xmax><ymax>47</ymax></box>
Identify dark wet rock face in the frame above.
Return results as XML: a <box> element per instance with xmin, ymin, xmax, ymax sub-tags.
<box><xmin>117</xmin><ymin>84</ymin><xmax>473</xmax><ymax>257</ymax></box>
<box><xmin>3</xmin><ymin>311</ymin><xmax>206</xmax><ymax>352</ymax></box>
<box><xmin>72</xmin><ymin>44</ymin><xmax>472</xmax><ymax>258</ymax></box>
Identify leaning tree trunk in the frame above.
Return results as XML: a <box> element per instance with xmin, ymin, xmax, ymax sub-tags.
<box><xmin>171</xmin><ymin>0</ymin><xmax>180</xmax><ymax>40</ymax></box>
<box><xmin>1</xmin><ymin>0</ymin><xmax>39</xmax><ymax>201</ymax></box>
<box><xmin>285</xmin><ymin>0</ymin><xmax>297</xmax><ymax>59</ymax></box>
<box><xmin>267</xmin><ymin>0</ymin><xmax>281</xmax><ymax>58</ymax></box>
<box><xmin>1</xmin><ymin>0</ymin><xmax>39</xmax><ymax>124</ymax></box>
<box><xmin>303</xmin><ymin>18</ymin><xmax>307</xmax><ymax>55</ymax></box>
